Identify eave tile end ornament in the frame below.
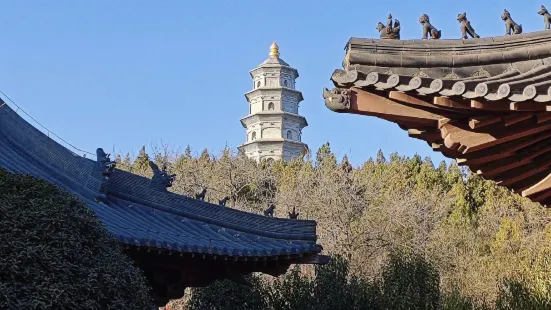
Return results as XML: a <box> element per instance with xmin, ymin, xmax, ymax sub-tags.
<box><xmin>419</xmin><ymin>14</ymin><xmax>441</xmax><ymax>40</ymax></box>
<box><xmin>377</xmin><ymin>14</ymin><xmax>401</xmax><ymax>40</ymax></box>
<box><xmin>323</xmin><ymin>87</ymin><xmax>352</xmax><ymax>112</ymax></box>
<box><xmin>331</xmin><ymin>69</ymin><xmax>366</xmax><ymax>87</ymax></box>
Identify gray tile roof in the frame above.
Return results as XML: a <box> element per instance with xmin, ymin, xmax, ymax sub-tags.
<box><xmin>261</xmin><ymin>57</ymin><xmax>290</xmax><ymax>66</ymax></box>
<box><xmin>336</xmin><ymin>30</ymin><xmax>551</xmax><ymax>103</ymax></box>
<box><xmin>0</xmin><ymin>101</ymin><xmax>322</xmax><ymax>259</ymax></box>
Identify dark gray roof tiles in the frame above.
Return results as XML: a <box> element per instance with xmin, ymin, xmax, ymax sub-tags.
<box><xmin>333</xmin><ymin>30</ymin><xmax>551</xmax><ymax>104</ymax></box>
<box><xmin>0</xmin><ymin>101</ymin><xmax>322</xmax><ymax>259</ymax></box>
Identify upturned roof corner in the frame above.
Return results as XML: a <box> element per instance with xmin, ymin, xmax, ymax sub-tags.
<box><xmin>324</xmin><ymin>6</ymin><xmax>551</xmax><ymax>207</ymax></box>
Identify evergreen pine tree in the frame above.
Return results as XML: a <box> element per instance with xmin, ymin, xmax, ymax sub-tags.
<box><xmin>340</xmin><ymin>154</ymin><xmax>353</xmax><ymax>174</ymax></box>
<box><xmin>184</xmin><ymin>145</ymin><xmax>192</xmax><ymax>159</ymax></box>
<box><xmin>115</xmin><ymin>153</ymin><xmax>132</xmax><ymax>172</ymax></box>
<box><xmin>315</xmin><ymin>142</ymin><xmax>337</xmax><ymax>169</ymax></box>
<box><xmin>376</xmin><ymin>149</ymin><xmax>386</xmax><ymax>164</ymax></box>
<box><xmin>131</xmin><ymin>146</ymin><xmax>150</xmax><ymax>176</ymax></box>
<box><xmin>200</xmin><ymin>148</ymin><xmax>210</xmax><ymax>162</ymax></box>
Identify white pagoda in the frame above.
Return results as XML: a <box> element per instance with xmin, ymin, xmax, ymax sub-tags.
<box><xmin>238</xmin><ymin>42</ymin><xmax>308</xmax><ymax>162</ymax></box>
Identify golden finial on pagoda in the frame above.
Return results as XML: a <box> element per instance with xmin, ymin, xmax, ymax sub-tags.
<box><xmin>269</xmin><ymin>41</ymin><xmax>280</xmax><ymax>58</ymax></box>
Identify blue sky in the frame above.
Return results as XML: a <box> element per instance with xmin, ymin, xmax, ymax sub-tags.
<box><xmin>0</xmin><ymin>0</ymin><xmax>542</xmax><ymax>166</ymax></box>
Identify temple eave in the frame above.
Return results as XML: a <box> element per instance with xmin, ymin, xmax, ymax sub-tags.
<box><xmin>127</xmin><ymin>245</ymin><xmax>328</xmax><ymax>306</ymax></box>
<box><xmin>323</xmin><ymin>85</ymin><xmax>551</xmax><ymax>206</ymax></box>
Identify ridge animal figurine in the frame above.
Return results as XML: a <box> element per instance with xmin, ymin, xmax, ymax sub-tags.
<box><xmin>264</xmin><ymin>204</ymin><xmax>275</xmax><ymax>217</ymax></box>
<box><xmin>419</xmin><ymin>14</ymin><xmax>441</xmax><ymax>40</ymax></box>
<box><xmin>219</xmin><ymin>196</ymin><xmax>230</xmax><ymax>206</ymax></box>
<box><xmin>457</xmin><ymin>12</ymin><xmax>480</xmax><ymax>39</ymax></box>
<box><xmin>539</xmin><ymin>5</ymin><xmax>551</xmax><ymax>30</ymax></box>
<box><xmin>376</xmin><ymin>14</ymin><xmax>400</xmax><ymax>39</ymax></box>
<box><xmin>195</xmin><ymin>188</ymin><xmax>207</xmax><ymax>201</ymax></box>
<box><xmin>502</xmin><ymin>9</ymin><xmax>522</xmax><ymax>35</ymax></box>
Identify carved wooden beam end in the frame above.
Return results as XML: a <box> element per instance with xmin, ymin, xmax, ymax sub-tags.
<box><xmin>323</xmin><ymin>87</ymin><xmax>352</xmax><ymax>112</ymax></box>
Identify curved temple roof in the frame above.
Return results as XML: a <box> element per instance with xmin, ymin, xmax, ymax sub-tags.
<box><xmin>0</xmin><ymin>100</ymin><xmax>324</xmax><ymax>262</ymax></box>
<box><xmin>324</xmin><ymin>27</ymin><xmax>551</xmax><ymax>206</ymax></box>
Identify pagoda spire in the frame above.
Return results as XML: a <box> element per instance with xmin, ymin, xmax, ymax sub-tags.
<box><xmin>269</xmin><ymin>41</ymin><xmax>280</xmax><ymax>58</ymax></box>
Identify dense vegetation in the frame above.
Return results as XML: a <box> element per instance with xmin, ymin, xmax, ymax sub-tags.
<box><xmin>115</xmin><ymin>143</ymin><xmax>551</xmax><ymax>309</ymax></box>
<box><xmin>4</xmin><ymin>137</ymin><xmax>549</xmax><ymax>309</ymax></box>
<box><xmin>0</xmin><ymin>168</ymin><xmax>153</xmax><ymax>310</ymax></box>
<box><xmin>185</xmin><ymin>254</ymin><xmax>550</xmax><ymax>310</ymax></box>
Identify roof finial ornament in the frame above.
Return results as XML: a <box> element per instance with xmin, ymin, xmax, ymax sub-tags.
<box><xmin>289</xmin><ymin>207</ymin><xmax>299</xmax><ymax>219</ymax></box>
<box><xmin>419</xmin><ymin>14</ymin><xmax>441</xmax><ymax>40</ymax></box>
<box><xmin>538</xmin><ymin>5</ymin><xmax>551</xmax><ymax>30</ymax></box>
<box><xmin>269</xmin><ymin>41</ymin><xmax>280</xmax><ymax>58</ymax></box>
<box><xmin>457</xmin><ymin>12</ymin><xmax>480</xmax><ymax>39</ymax></box>
<box><xmin>96</xmin><ymin>148</ymin><xmax>116</xmax><ymax>178</ymax></box>
<box><xmin>376</xmin><ymin>14</ymin><xmax>401</xmax><ymax>39</ymax></box>
<box><xmin>502</xmin><ymin>9</ymin><xmax>523</xmax><ymax>35</ymax></box>
<box><xmin>149</xmin><ymin>161</ymin><xmax>176</xmax><ymax>191</ymax></box>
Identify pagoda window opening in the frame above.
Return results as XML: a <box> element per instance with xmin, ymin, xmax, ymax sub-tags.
<box><xmin>268</xmin><ymin>102</ymin><xmax>275</xmax><ymax>110</ymax></box>
<box><xmin>286</xmin><ymin>130</ymin><xmax>292</xmax><ymax>139</ymax></box>
<box><xmin>283</xmin><ymin>80</ymin><xmax>288</xmax><ymax>87</ymax></box>
<box><xmin>251</xmin><ymin>131</ymin><xmax>257</xmax><ymax>141</ymax></box>
<box><xmin>256</xmin><ymin>80</ymin><xmax>261</xmax><ymax>88</ymax></box>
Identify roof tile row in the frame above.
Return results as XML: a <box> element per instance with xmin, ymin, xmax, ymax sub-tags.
<box><xmin>0</xmin><ymin>102</ymin><xmax>321</xmax><ymax>258</ymax></box>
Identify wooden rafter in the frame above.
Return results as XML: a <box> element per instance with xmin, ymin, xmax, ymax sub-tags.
<box><xmin>349</xmin><ymin>88</ymin><xmax>446</xmax><ymax>126</ymax></box>
<box><xmin>523</xmin><ymin>172</ymin><xmax>551</xmax><ymax>197</ymax></box>
<box><xmin>324</xmin><ymin>85</ymin><xmax>551</xmax><ymax>206</ymax></box>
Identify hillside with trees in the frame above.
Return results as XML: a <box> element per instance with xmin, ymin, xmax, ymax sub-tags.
<box><xmin>115</xmin><ymin>143</ymin><xmax>551</xmax><ymax>309</ymax></box>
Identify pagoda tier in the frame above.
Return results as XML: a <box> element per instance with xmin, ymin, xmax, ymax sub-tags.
<box><xmin>324</xmin><ymin>29</ymin><xmax>551</xmax><ymax>206</ymax></box>
<box><xmin>0</xmin><ymin>100</ymin><xmax>327</xmax><ymax>307</ymax></box>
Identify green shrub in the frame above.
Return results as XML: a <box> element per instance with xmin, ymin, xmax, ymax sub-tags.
<box><xmin>187</xmin><ymin>255</ymin><xmax>382</xmax><ymax>310</ymax></box>
<box><xmin>311</xmin><ymin>255</ymin><xmax>380</xmax><ymax>310</ymax></box>
<box><xmin>495</xmin><ymin>279</ymin><xmax>551</xmax><ymax>310</ymax></box>
<box><xmin>265</xmin><ymin>265</ymin><xmax>312</xmax><ymax>310</ymax></box>
<box><xmin>0</xmin><ymin>169</ymin><xmax>153</xmax><ymax>309</ymax></box>
<box><xmin>380</xmin><ymin>252</ymin><xmax>440</xmax><ymax>310</ymax></box>
<box><xmin>440</xmin><ymin>288</ymin><xmax>491</xmax><ymax>310</ymax></box>
<box><xmin>187</xmin><ymin>275</ymin><xmax>267</xmax><ymax>310</ymax></box>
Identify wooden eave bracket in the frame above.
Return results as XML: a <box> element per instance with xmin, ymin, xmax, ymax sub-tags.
<box><xmin>522</xmin><ymin>172</ymin><xmax>551</xmax><ymax>197</ymax></box>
